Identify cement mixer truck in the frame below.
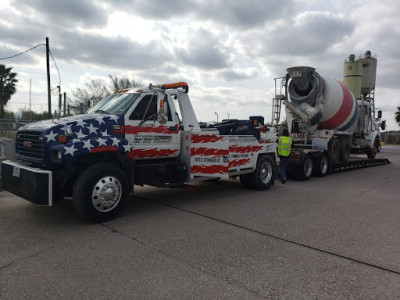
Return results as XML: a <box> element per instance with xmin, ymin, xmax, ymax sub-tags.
<box><xmin>272</xmin><ymin>51</ymin><xmax>389</xmax><ymax>179</ymax></box>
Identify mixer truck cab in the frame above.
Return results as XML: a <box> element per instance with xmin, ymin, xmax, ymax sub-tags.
<box><xmin>1</xmin><ymin>82</ymin><xmax>279</xmax><ymax>222</ymax></box>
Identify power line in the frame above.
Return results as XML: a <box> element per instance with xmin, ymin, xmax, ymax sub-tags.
<box><xmin>0</xmin><ymin>43</ymin><xmax>45</xmax><ymax>60</ymax></box>
<box><xmin>48</xmin><ymin>49</ymin><xmax>61</xmax><ymax>89</ymax></box>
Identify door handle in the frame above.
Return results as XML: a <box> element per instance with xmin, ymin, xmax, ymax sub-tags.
<box><xmin>169</xmin><ymin>126</ymin><xmax>178</xmax><ymax>131</ymax></box>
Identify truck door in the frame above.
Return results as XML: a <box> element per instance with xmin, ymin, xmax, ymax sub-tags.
<box><xmin>124</xmin><ymin>93</ymin><xmax>181</xmax><ymax>159</ymax></box>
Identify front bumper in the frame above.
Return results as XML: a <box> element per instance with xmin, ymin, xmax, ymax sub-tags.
<box><xmin>1</xmin><ymin>160</ymin><xmax>53</xmax><ymax>206</ymax></box>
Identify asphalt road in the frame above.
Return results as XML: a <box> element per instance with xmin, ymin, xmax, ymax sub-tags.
<box><xmin>1</xmin><ymin>145</ymin><xmax>399</xmax><ymax>299</ymax></box>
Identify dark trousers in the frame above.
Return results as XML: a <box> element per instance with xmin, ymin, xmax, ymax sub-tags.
<box><xmin>279</xmin><ymin>156</ymin><xmax>289</xmax><ymax>181</ymax></box>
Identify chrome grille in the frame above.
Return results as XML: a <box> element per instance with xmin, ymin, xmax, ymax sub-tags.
<box><xmin>16</xmin><ymin>130</ymin><xmax>44</xmax><ymax>160</ymax></box>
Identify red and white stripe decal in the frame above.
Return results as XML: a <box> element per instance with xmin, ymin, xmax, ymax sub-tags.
<box><xmin>91</xmin><ymin>146</ymin><xmax>118</xmax><ymax>153</ymax></box>
<box><xmin>134</xmin><ymin>148</ymin><xmax>178</xmax><ymax>158</ymax></box>
<box><xmin>191</xmin><ymin>165</ymin><xmax>228</xmax><ymax>174</ymax></box>
<box><xmin>124</xmin><ymin>124</ymin><xmax>180</xmax><ymax>135</ymax></box>
<box><xmin>191</xmin><ymin>147</ymin><xmax>229</xmax><ymax>157</ymax></box>
<box><xmin>229</xmin><ymin>145</ymin><xmax>263</xmax><ymax>153</ymax></box>
<box><xmin>191</xmin><ymin>135</ymin><xmax>225</xmax><ymax>144</ymax></box>
<box><xmin>318</xmin><ymin>82</ymin><xmax>353</xmax><ymax>129</ymax></box>
<box><xmin>228</xmin><ymin>158</ymin><xmax>251</xmax><ymax>168</ymax></box>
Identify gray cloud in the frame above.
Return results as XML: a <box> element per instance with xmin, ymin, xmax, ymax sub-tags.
<box><xmin>108</xmin><ymin>0</ymin><xmax>294</xmax><ymax>29</ymax></box>
<box><xmin>219</xmin><ymin>68</ymin><xmax>258</xmax><ymax>82</ymax></box>
<box><xmin>10</xmin><ymin>0</ymin><xmax>108</xmax><ymax>28</ymax></box>
<box><xmin>52</xmin><ymin>32</ymin><xmax>173</xmax><ymax>70</ymax></box>
<box><xmin>257</xmin><ymin>11</ymin><xmax>354</xmax><ymax>57</ymax></box>
<box><xmin>175</xmin><ymin>28</ymin><xmax>231</xmax><ymax>70</ymax></box>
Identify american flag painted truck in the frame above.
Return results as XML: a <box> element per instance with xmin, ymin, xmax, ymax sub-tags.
<box><xmin>1</xmin><ymin>82</ymin><xmax>279</xmax><ymax>222</ymax></box>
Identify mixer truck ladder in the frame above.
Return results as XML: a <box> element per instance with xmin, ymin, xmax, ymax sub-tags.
<box><xmin>272</xmin><ymin>77</ymin><xmax>286</xmax><ymax>125</ymax></box>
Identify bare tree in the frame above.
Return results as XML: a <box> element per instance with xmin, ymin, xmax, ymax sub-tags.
<box><xmin>109</xmin><ymin>75</ymin><xmax>143</xmax><ymax>91</ymax></box>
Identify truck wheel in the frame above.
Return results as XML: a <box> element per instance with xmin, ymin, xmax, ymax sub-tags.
<box><xmin>73</xmin><ymin>163</ymin><xmax>129</xmax><ymax>223</ymax></box>
<box><xmin>339</xmin><ymin>140</ymin><xmax>351</xmax><ymax>162</ymax></box>
<box><xmin>240</xmin><ymin>155</ymin><xmax>275</xmax><ymax>190</ymax></box>
<box><xmin>313</xmin><ymin>154</ymin><xmax>329</xmax><ymax>177</ymax></box>
<box><xmin>328</xmin><ymin>137</ymin><xmax>340</xmax><ymax>164</ymax></box>
<box><xmin>297</xmin><ymin>155</ymin><xmax>313</xmax><ymax>180</ymax></box>
<box><xmin>367</xmin><ymin>143</ymin><xmax>377</xmax><ymax>159</ymax></box>
<box><xmin>375</xmin><ymin>138</ymin><xmax>381</xmax><ymax>152</ymax></box>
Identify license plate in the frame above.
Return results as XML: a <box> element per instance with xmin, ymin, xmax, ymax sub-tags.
<box><xmin>12</xmin><ymin>166</ymin><xmax>21</xmax><ymax>177</ymax></box>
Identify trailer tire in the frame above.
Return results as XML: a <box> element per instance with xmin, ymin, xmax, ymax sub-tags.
<box><xmin>328</xmin><ymin>137</ymin><xmax>340</xmax><ymax>164</ymax></box>
<box><xmin>73</xmin><ymin>163</ymin><xmax>129</xmax><ymax>223</ymax></box>
<box><xmin>240</xmin><ymin>155</ymin><xmax>275</xmax><ymax>190</ymax></box>
<box><xmin>313</xmin><ymin>153</ymin><xmax>329</xmax><ymax>177</ymax></box>
<box><xmin>297</xmin><ymin>155</ymin><xmax>313</xmax><ymax>180</ymax></box>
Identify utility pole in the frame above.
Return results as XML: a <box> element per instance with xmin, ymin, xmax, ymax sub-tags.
<box><xmin>29</xmin><ymin>78</ymin><xmax>31</xmax><ymax>111</ymax></box>
<box><xmin>57</xmin><ymin>86</ymin><xmax>61</xmax><ymax>110</ymax></box>
<box><xmin>46</xmin><ymin>37</ymin><xmax>51</xmax><ymax>118</ymax></box>
<box><xmin>63</xmin><ymin>92</ymin><xmax>66</xmax><ymax>116</ymax></box>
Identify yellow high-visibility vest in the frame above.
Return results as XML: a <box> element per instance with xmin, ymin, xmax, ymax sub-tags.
<box><xmin>278</xmin><ymin>136</ymin><xmax>292</xmax><ymax>157</ymax></box>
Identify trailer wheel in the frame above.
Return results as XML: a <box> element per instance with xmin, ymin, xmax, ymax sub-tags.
<box><xmin>297</xmin><ymin>155</ymin><xmax>313</xmax><ymax>180</ymax></box>
<box><xmin>328</xmin><ymin>137</ymin><xmax>340</xmax><ymax>164</ymax></box>
<box><xmin>313</xmin><ymin>154</ymin><xmax>329</xmax><ymax>177</ymax></box>
<box><xmin>73</xmin><ymin>163</ymin><xmax>128</xmax><ymax>223</ymax></box>
<box><xmin>240</xmin><ymin>155</ymin><xmax>275</xmax><ymax>190</ymax></box>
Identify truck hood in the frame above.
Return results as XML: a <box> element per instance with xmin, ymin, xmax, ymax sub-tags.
<box><xmin>20</xmin><ymin>113</ymin><xmax>123</xmax><ymax>141</ymax></box>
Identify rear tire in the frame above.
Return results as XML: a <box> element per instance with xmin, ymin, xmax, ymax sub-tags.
<box><xmin>297</xmin><ymin>155</ymin><xmax>313</xmax><ymax>180</ymax></box>
<box><xmin>328</xmin><ymin>137</ymin><xmax>340</xmax><ymax>164</ymax></box>
<box><xmin>239</xmin><ymin>155</ymin><xmax>275</xmax><ymax>190</ymax></box>
<box><xmin>313</xmin><ymin>153</ymin><xmax>329</xmax><ymax>177</ymax></box>
<box><xmin>73</xmin><ymin>163</ymin><xmax>129</xmax><ymax>223</ymax></box>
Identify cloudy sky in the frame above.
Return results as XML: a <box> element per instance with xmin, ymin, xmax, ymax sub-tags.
<box><xmin>1</xmin><ymin>0</ymin><xmax>399</xmax><ymax>129</ymax></box>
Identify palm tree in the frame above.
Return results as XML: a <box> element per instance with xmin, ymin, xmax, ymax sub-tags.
<box><xmin>0</xmin><ymin>64</ymin><xmax>18</xmax><ymax>119</ymax></box>
<box><xmin>396</xmin><ymin>106</ymin><xmax>400</xmax><ymax>127</ymax></box>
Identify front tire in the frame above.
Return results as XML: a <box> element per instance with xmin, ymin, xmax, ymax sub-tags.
<box><xmin>73</xmin><ymin>163</ymin><xmax>129</xmax><ymax>223</ymax></box>
<box><xmin>367</xmin><ymin>143</ymin><xmax>377</xmax><ymax>159</ymax></box>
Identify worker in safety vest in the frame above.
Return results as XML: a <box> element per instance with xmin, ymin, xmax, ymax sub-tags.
<box><xmin>278</xmin><ymin>128</ymin><xmax>292</xmax><ymax>184</ymax></box>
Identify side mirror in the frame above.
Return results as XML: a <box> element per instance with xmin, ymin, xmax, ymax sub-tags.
<box><xmin>381</xmin><ymin>120</ymin><xmax>386</xmax><ymax>131</ymax></box>
<box><xmin>157</xmin><ymin>93</ymin><xmax>168</xmax><ymax>125</ymax></box>
<box><xmin>377</xmin><ymin>110</ymin><xmax>382</xmax><ymax>119</ymax></box>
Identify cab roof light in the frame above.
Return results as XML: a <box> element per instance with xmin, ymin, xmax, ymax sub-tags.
<box><xmin>162</xmin><ymin>82</ymin><xmax>189</xmax><ymax>93</ymax></box>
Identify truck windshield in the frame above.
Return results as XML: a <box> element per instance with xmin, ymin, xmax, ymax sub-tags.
<box><xmin>87</xmin><ymin>93</ymin><xmax>139</xmax><ymax>116</ymax></box>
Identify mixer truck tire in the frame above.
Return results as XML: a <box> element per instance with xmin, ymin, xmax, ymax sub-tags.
<box><xmin>297</xmin><ymin>155</ymin><xmax>313</xmax><ymax>180</ymax></box>
<box><xmin>367</xmin><ymin>144</ymin><xmax>377</xmax><ymax>159</ymax></box>
<box><xmin>339</xmin><ymin>138</ymin><xmax>351</xmax><ymax>162</ymax></box>
<box><xmin>73</xmin><ymin>163</ymin><xmax>129</xmax><ymax>223</ymax></box>
<box><xmin>328</xmin><ymin>137</ymin><xmax>340</xmax><ymax>163</ymax></box>
<box><xmin>239</xmin><ymin>155</ymin><xmax>275</xmax><ymax>190</ymax></box>
<box><xmin>375</xmin><ymin>138</ymin><xmax>382</xmax><ymax>152</ymax></box>
<box><xmin>313</xmin><ymin>153</ymin><xmax>329</xmax><ymax>177</ymax></box>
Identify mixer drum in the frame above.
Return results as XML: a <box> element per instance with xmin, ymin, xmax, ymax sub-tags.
<box><xmin>317</xmin><ymin>77</ymin><xmax>358</xmax><ymax>131</ymax></box>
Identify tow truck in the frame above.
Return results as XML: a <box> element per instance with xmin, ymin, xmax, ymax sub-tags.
<box><xmin>1</xmin><ymin>82</ymin><xmax>279</xmax><ymax>222</ymax></box>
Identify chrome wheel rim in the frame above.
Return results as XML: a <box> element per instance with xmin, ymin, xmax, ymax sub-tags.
<box><xmin>91</xmin><ymin>176</ymin><xmax>122</xmax><ymax>212</ymax></box>
<box><xmin>260</xmin><ymin>161</ymin><xmax>273</xmax><ymax>184</ymax></box>
<box><xmin>304</xmin><ymin>159</ymin><xmax>313</xmax><ymax>177</ymax></box>
<box><xmin>320</xmin><ymin>157</ymin><xmax>328</xmax><ymax>174</ymax></box>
